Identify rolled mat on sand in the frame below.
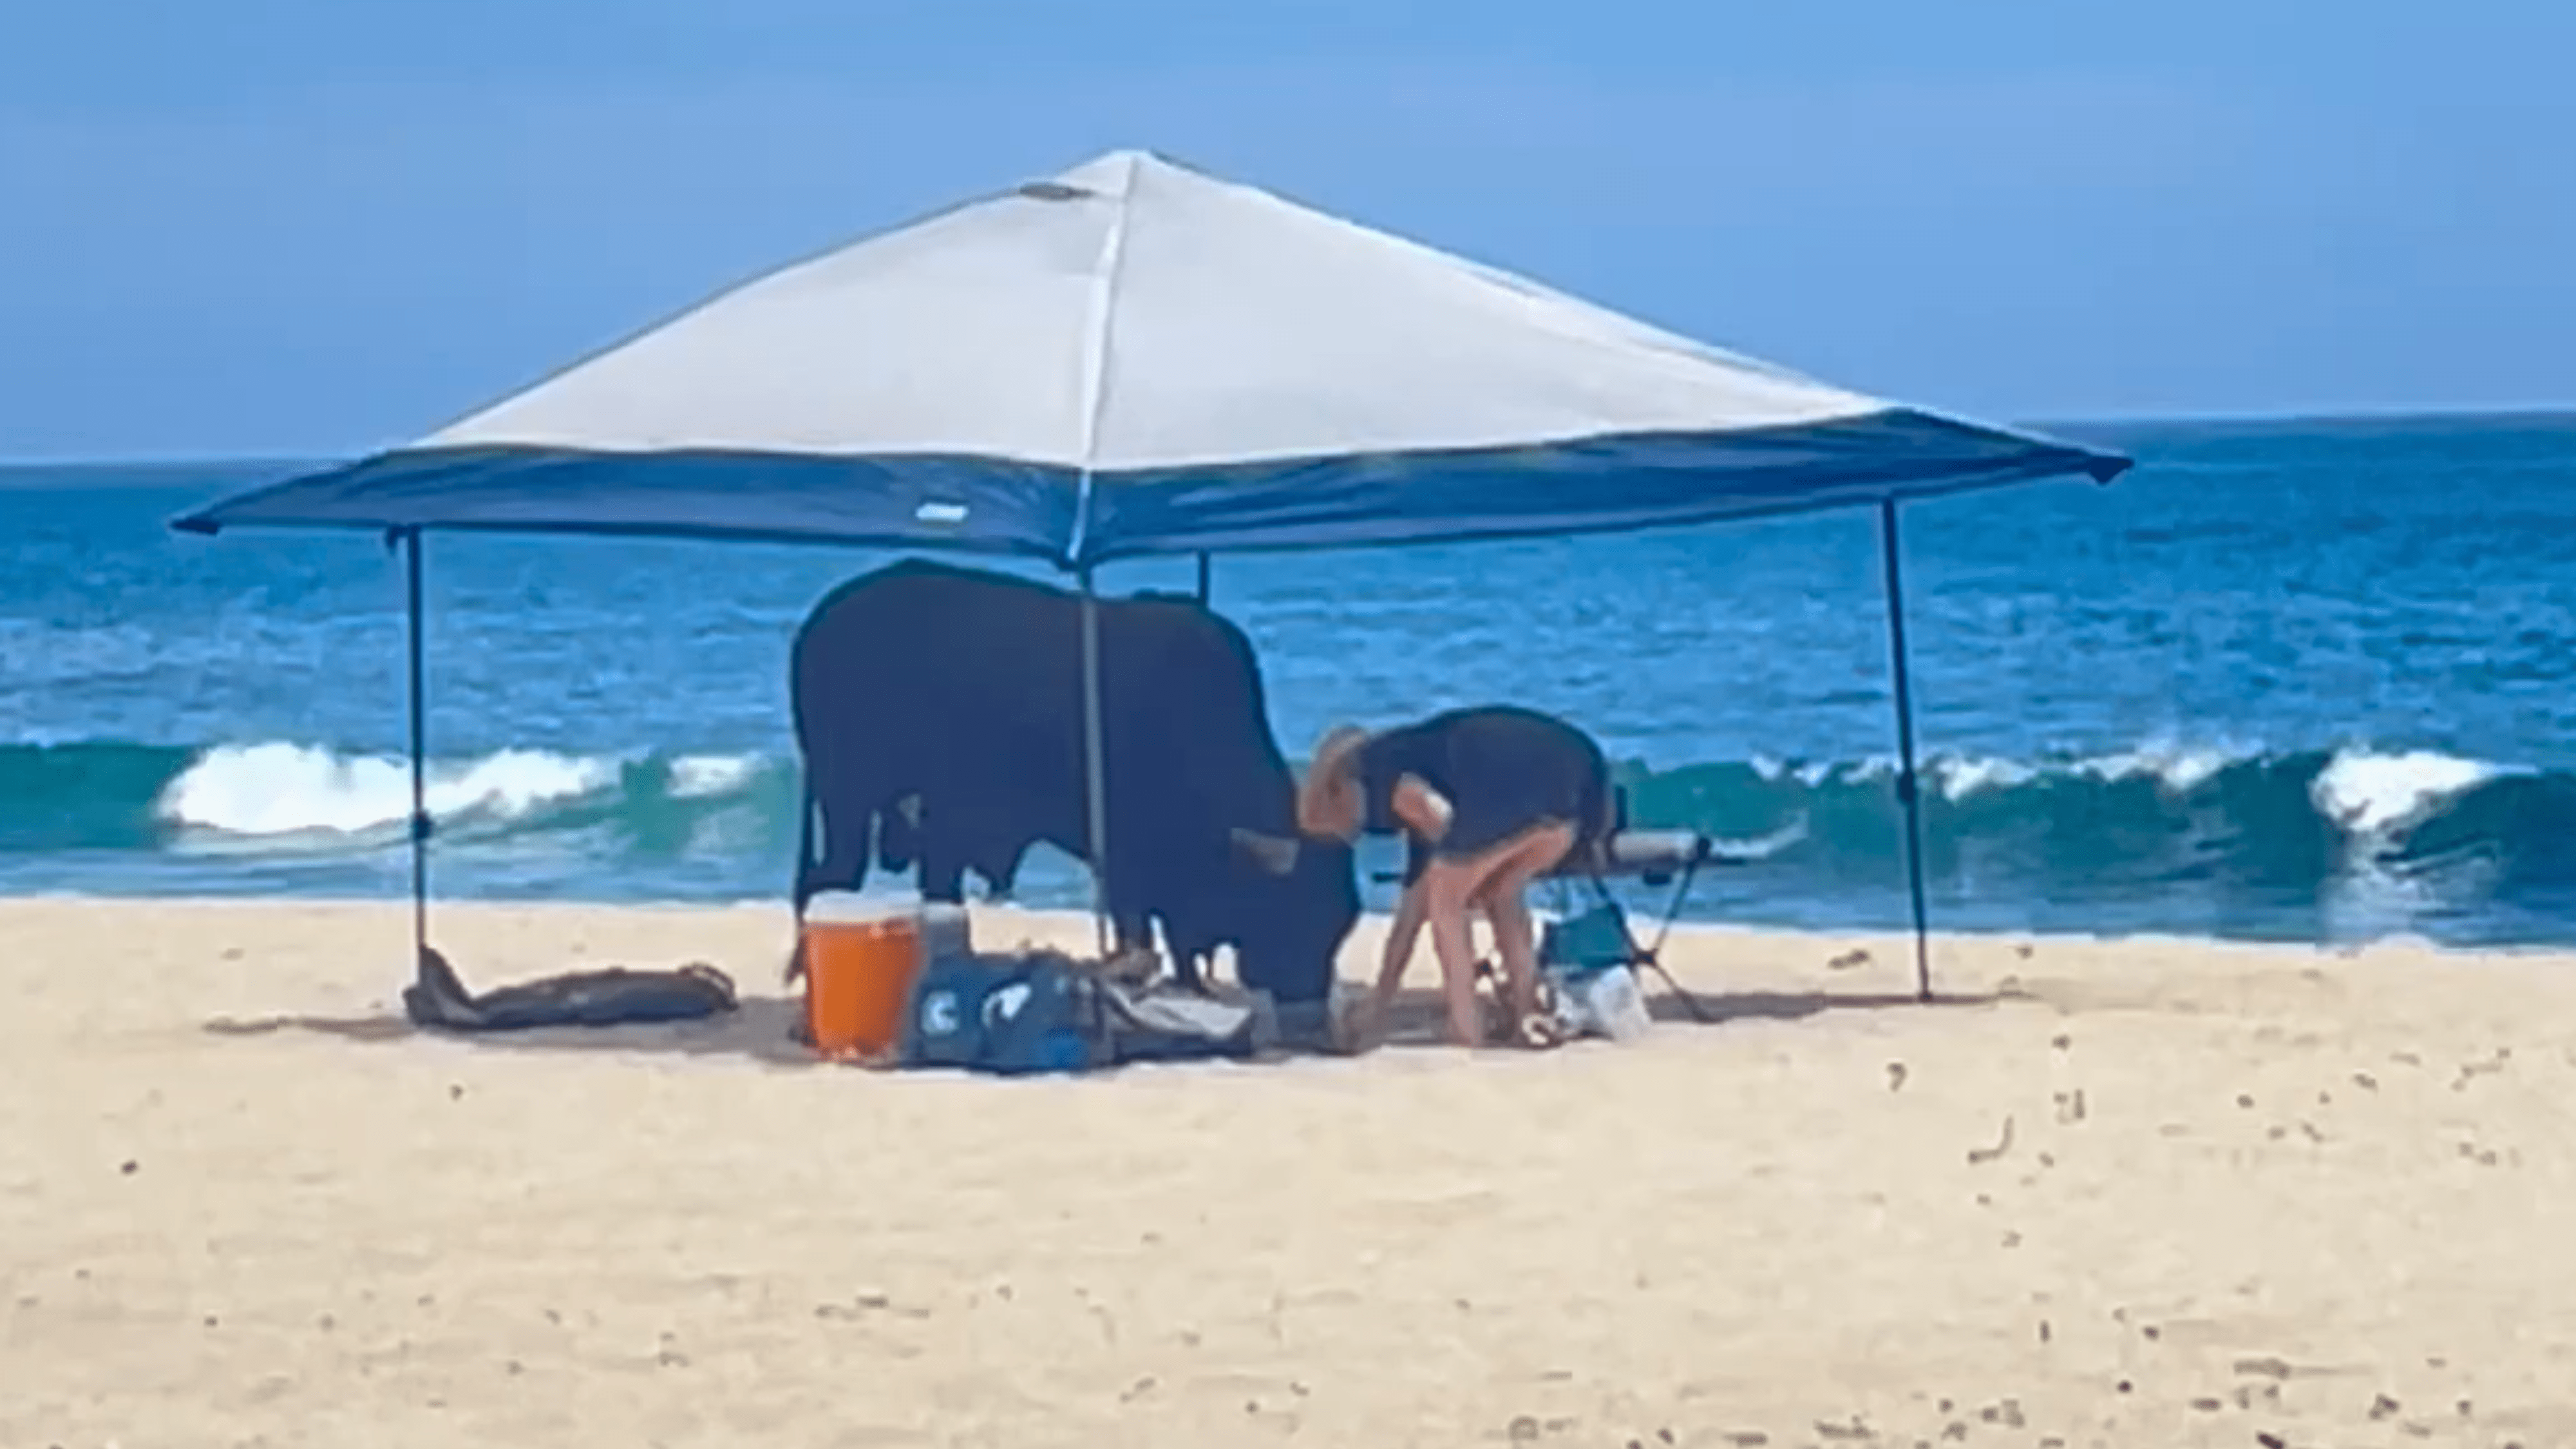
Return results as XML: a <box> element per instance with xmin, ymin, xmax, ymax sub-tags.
<box><xmin>401</xmin><ymin>947</ymin><xmax>739</xmax><ymax>1032</ymax></box>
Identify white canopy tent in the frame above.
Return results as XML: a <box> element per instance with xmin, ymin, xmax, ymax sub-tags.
<box><xmin>178</xmin><ymin>148</ymin><xmax>2131</xmax><ymax>1000</ymax></box>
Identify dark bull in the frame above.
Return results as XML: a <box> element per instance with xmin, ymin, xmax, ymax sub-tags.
<box><xmin>788</xmin><ymin>560</ymin><xmax>1359</xmax><ymax>1005</ymax></box>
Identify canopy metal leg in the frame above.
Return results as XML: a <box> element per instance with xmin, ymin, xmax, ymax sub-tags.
<box><xmin>1194</xmin><ymin>553</ymin><xmax>1211</xmax><ymax>605</ymax></box>
<box><xmin>401</xmin><ymin>529</ymin><xmax>433</xmax><ymax>977</ymax></box>
<box><xmin>1877</xmin><ymin>498</ymin><xmax>1935</xmax><ymax>1002</ymax></box>
<box><xmin>1077</xmin><ymin>569</ymin><xmax>1113</xmax><ymax>956</ymax></box>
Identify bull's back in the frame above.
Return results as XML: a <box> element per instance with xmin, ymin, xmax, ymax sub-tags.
<box><xmin>790</xmin><ymin>562</ymin><xmax>1081</xmax><ymax>746</ymax></box>
<box><xmin>789</xmin><ymin>561</ymin><xmax>1296</xmax><ymax>835</ymax></box>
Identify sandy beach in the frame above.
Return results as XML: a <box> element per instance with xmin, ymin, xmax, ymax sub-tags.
<box><xmin>5</xmin><ymin>898</ymin><xmax>2574</xmax><ymax>1448</ymax></box>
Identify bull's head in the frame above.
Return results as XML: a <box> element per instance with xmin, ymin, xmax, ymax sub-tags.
<box><xmin>1222</xmin><ymin>824</ymin><xmax>1359</xmax><ymax>1007</ymax></box>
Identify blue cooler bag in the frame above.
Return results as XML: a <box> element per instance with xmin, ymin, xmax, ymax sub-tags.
<box><xmin>900</xmin><ymin>952</ymin><xmax>1112</xmax><ymax>1076</ymax></box>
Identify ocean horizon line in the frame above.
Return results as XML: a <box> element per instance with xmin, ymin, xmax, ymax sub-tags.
<box><xmin>6</xmin><ymin>401</ymin><xmax>2576</xmax><ymax>478</ymax></box>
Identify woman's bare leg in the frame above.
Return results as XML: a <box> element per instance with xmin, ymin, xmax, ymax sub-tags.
<box><xmin>1483</xmin><ymin>887</ymin><xmax>1542</xmax><ymax>1023</ymax></box>
<box><xmin>1421</xmin><ymin>866</ymin><xmax>1487</xmax><ymax>1047</ymax></box>
<box><xmin>1414</xmin><ymin>823</ymin><xmax>1578</xmax><ymax>1051</ymax></box>
<box><xmin>1471</xmin><ymin>824</ymin><xmax>1577</xmax><ymax>1037</ymax></box>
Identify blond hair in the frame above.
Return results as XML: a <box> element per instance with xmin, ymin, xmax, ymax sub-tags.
<box><xmin>1296</xmin><ymin>724</ymin><xmax>1374</xmax><ymax>840</ymax></box>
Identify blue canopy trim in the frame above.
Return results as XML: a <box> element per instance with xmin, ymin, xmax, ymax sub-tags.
<box><xmin>1078</xmin><ymin>408</ymin><xmax>2128</xmax><ymax>563</ymax></box>
<box><xmin>170</xmin><ymin>444</ymin><xmax>1081</xmax><ymax>559</ymax></box>
<box><xmin>169</xmin><ymin>407</ymin><xmax>2129</xmax><ymax>566</ymax></box>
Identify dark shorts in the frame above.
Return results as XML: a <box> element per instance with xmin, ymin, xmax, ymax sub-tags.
<box><xmin>1398</xmin><ymin>779</ymin><xmax>1595</xmax><ymax>883</ymax></box>
<box><xmin>1364</xmin><ymin>706</ymin><xmax>1611</xmax><ymax>886</ymax></box>
<box><xmin>1398</xmin><ymin>815</ymin><xmax>1580</xmax><ymax>887</ymax></box>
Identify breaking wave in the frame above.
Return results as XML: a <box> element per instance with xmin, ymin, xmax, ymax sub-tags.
<box><xmin>0</xmin><ymin>740</ymin><xmax>788</xmax><ymax>857</ymax></box>
<box><xmin>5</xmin><ymin>736</ymin><xmax>2575</xmax><ymax>938</ymax></box>
<box><xmin>1616</xmin><ymin>742</ymin><xmax>2576</xmax><ymax>906</ymax></box>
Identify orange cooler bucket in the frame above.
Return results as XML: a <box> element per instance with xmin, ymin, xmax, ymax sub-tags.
<box><xmin>802</xmin><ymin>894</ymin><xmax>924</xmax><ymax>1058</ymax></box>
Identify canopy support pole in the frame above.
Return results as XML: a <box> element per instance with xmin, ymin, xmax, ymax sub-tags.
<box><xmin>400</xmin><ymin>528</ymin><xmax>433</xmax><ymax>978</ymax></box>
<box><xmin>1877</xmin><ymin>498</ymin><xmax>1934</xmax><ymax>1003</ymax></box>
<box><xmin>1194</xmin><ymin>553</ymin><xmax>1212</xmax><ymax>605</ymax></box>
<box><xmin>1077</xmin><ymin>569</ymin><xmax>1113</xmax><ymax>956</ymax></box>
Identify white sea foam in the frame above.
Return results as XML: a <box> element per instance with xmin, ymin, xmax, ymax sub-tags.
<box><xmin>1799</xmin><ymin>759</ymin><xmax>1855</xmax><ymax>788</ymax></box>
<box><xmin>156</xmin><ymin>743</ymin><xmax>614</xmax><ymax>837</ymax></box>
<box><xmin>1788</xmin><ymin>741</ymin><xmax>2254</xmax><ymax>801</ymax></box>
<box><xmin>1931</xmin><ymin>755</ymin><xmax>2036</xmax><ymax>802</ymax></box>
<box><xmin>2076</xmin><ymin>739</ymin><xmax>2244</xmax><ymax>793</ymax></box>
<box><xmin>667</xmin><ymin>753</ymin><xmax>762</xmax><ymax>799</ymax></box>
<box><xmin>2309</xmin><ymin>748</ymin><xmax>2505</xmax><ymax>838</ymax></box>
<box><xmin>2306</xmin><ymin>748</ymin><xmax>2513</xmax><ymax>936</ymax></box>
<box><xmin>1732</xmin><ymin>741</ymin><xmax>2503</xmax><ymax>849</ymax></box>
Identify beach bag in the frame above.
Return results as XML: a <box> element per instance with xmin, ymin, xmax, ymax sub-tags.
<box><xmin>901</xmin><ymin>952</ymin><xmax>1111</xmax><ymax>1075</ymax></box>
<box><xmin>1097</xmin><ymin>979</ymin><xmax>1271</xmax><ymax>1065</ymax></box>
<box><xmin>898</xmin><ymin>951</ymin><xmax>1273</xmax><ymax>1075</ymax></box>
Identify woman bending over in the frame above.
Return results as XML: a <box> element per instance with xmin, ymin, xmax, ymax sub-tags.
<box><xmin>1297</xmin><ymin>705</ymin><xmax>1613</xmax><ymax>1049</ymax></box>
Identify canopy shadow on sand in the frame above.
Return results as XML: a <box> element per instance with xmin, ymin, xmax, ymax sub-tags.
<box><xmin>199</xmin><ymin>985</ymin><xmax>2004</xmax><ymax>1068</ymax></box>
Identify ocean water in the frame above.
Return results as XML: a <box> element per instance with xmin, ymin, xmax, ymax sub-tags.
<box><xmin>5</xmin><ymin>413</ymin><xmax>2576</xmax><ymax>949</ymax></box>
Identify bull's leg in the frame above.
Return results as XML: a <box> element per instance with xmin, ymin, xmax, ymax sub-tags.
<box><xmin>1108</xmin><ymin>892</ymin><xmax>1185</xmax><ymax>990</ymax></box>
<box><xmin>1158</xmin><ymin>917</ymin><xmax>1218</xmax><ymax>995</ymax></box>
<box><xmin>1112</xmin><ymin>911</ymin><xmax>1155</xmax><ymax>957</ymax></box>
<box><xmin>890</xmin><ymin>790</ymin><xmax>977</xmax><ymax>902</ymax></box>
<box><xmin>1095</xmin><ymin>861</ymin><xmax>1167</xmax><ymax>980</ymax></box>
<box><xmin>916</xmin><ymin>833</ymin><xmax>969</xmax><ymax>904</ymax></box>
<box><xmin>980</xmin><ymin>845</ymin><xmax>1023</xmax><ymax>902</ymax></box>
<box><xmin>875</xmin><ymin>791</ymin><xmax>924</xmax><ymax>873</ymax></box>
<box><xmin>962</xmin><ymin>831</ymin><xmax>1032</xmax><ymax>903</ymax></box>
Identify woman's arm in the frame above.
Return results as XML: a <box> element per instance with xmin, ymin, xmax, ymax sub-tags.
<box><xmin>1389</xmin><ymin>773</ymin><xmax>1454</xmax><ymax>842</ymax></box>
<box><xmin>1343</xmin><ymin>875</ymin><xmax>1428</xmax><ymax>1051</ymax></box>
<box><xmin>1377</xmin><ymin>879</ymin><xmax>1428</xmax><ymax>996</ymax></box>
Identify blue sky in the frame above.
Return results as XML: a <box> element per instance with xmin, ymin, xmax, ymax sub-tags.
<box><xmin>2</xmin><ymin>1</ymin><xmax>2571</xmax><ymax>460</ymax></box>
